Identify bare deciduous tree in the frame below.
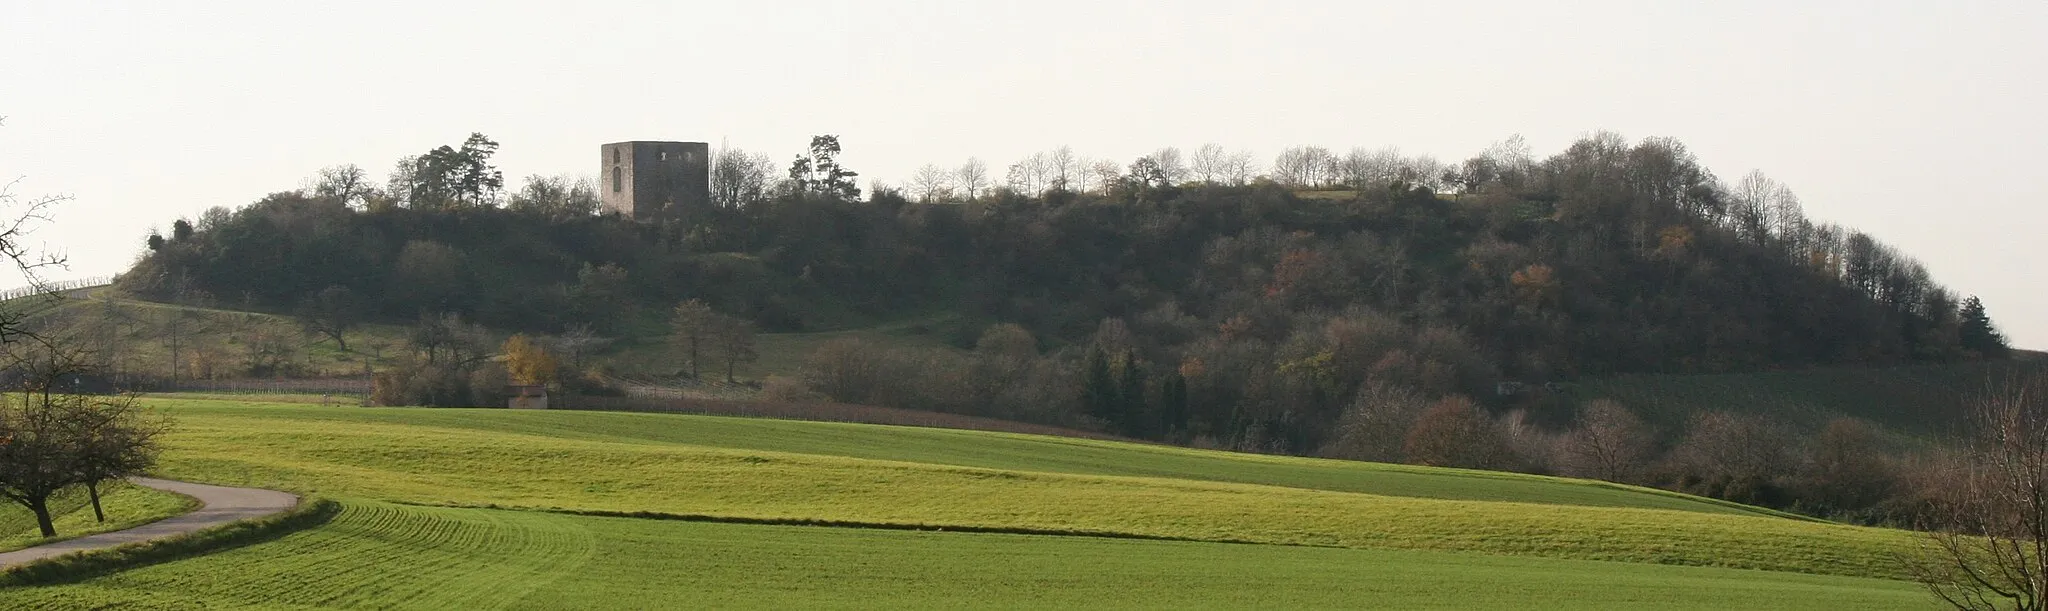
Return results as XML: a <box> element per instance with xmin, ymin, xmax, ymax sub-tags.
<box><xmin>1727</xmin><ymin>170</ymin><xmax>1787</xmax><ymax>246</ymax></box>
<box><xmin>1663</xmin><ymin>411</ymin><xmax>1798</xmax><ymax>505</ymax></box>
<box><xmin>507</xmin><ymin>174</ymin><xmax>600</xmax><ymax>218</ymax></box>
<box><xmin>1148</xmin><ymin>147</ymin><xmax>1188</xmax><ymax>184</ymax></box>
<box><xmin>1190</xmin><ymin>143</ymin><xmax>1229</xmax><ymax>184</ymax></box>
<box><xmin>954</xmin><ymin>157</ymin><xmax>989</xmax><ymax>201</ymax></box>
<box><xmin>670</xmin><ymin>299</ymin><xmax>715</xmax><ymax>380</ymax></box>
<box><xmin>66</xmin><ymin>391</ymin><xmax>167</xmax><ymax>523</ymax></box>
<box><xmin>1559</xmin><ymin>400</ymin><xmax>1655</xmax><ymax>483</ymax></box>
<box><xmin>1804</xmin><ymin>416</ymin><xmax>1897</xmax><ymax>511</ymax></box>
<box><xmin>307</xmin><ymin>164</ymin><xmax>379</xmax><ymax>209</ymax></box>
<box><xmin>710</xmin><ymin>143</ymin><xmax>776</xmax><ymax>210</ymax></box>
<box><xmin>1004</xmin><ymin>156</ymin><xmax>1038</xmax><ymax>195</ymax></box>
<box><xmin>1321</xmin><ymin>382</ymin><xmax>1428</xmax><ymax>463</ymax></box>
<box><xmin>1402</xmin><ymin>395</ymin><xmax>1511</xmax><ymax>469</ymax></box>
<box><xmin>1088</xmin><ymin>160</ymin><xmax>1122</xmax><ymax>194</ymax></box>
<box><xmin>1224</xmin><ymin>149</ymin><xmax>1259</xmax><ymax>186</ymax></box>
<box><xmin>294</xmin><ymin>285</ymin><xmax>359</xmax><ymax>353</ymax></box>
<box><xmin>910</xmin><ymin>164</ymin><xmax>953</xmax><ymax>203</ymax></box>
<box><xmin>1048</xmin><ymin>146</ymin><xmax>1078</xmax><ymax>191</ymax></box>
<box><xmin>712</xmin><ymin>314</ymin><xmax>757</xmax><ymax>384</ymax></box>
<box><xmin>546</xmin><ymin>323</ymin><xmax>611</xmax><ymax>374</ymax></box>
<box><xmin>0</xmin><ymin>117</ymin><xmax>69</xmax><ymax>344</ymax></box>
<box><xmin>1908</xmin><ymin>375</ymin><xmax>2048</xmax><ymax>610</ymax></box>
<box><xmin>1273</xmin><ymin>146</ymin><xmax>1336</xmax><ymax>188</ymax></box>
<box><xmin>804</xmin><ymin>337</ymin><xmax>880</xmax><ymax>403</ymax></box>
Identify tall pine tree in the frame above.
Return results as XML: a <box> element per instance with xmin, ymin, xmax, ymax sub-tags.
<box><xmin>1958</xmin><ymin>296</ymin><xmax>2011</xmax><ymax>359</ymax></box>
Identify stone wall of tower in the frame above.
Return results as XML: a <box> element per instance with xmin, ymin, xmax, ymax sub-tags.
<box><xmin>600</xmin><ymin>141</ymin><xmax>710</xmax><ymax>219</ymax></box>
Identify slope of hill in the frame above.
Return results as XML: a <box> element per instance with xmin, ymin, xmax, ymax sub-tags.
<box><xmin>134</xmin><ymin>398</ymin><xmax>1921</xmax><ymax>577</ymax></box>
<box><xmin>154</xmin><ymin>398</ymin><xmax>1788</xmax><ymax>516</ymax></box>
<box><xmin>114</xmin><ymin>132</ymin><xmax>2023</xmax><ymax>456</ymax></box>
<box><xmin>10</xmin><ymin>291</ymin><xmax>410</xmax><ymax>381</ymax></box>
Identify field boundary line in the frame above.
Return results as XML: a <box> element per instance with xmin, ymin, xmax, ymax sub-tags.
<box><xmin>389</xmin><ymin>500</ymin><xmax>1320</xmax><ymax>549</ymax></box>
<box><xmin>388</xmin><ymin>501</ymin><xmax>1902</xmax><ymax>579</ymax></box>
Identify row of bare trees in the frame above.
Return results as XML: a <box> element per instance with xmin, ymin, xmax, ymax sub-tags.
<box><xmin>1323</xmin><ymin>387</ymin><xmax>1919</xmax><ymax>515</ymax></box>
<box><xmin>900</xmin><ymin>144</ymin><xmax>1267</xmax><ymax>203</ymax></box>
<box><xmin>897</xmin><ymin>140</ymin><xmax>1497</xmax><ymax>202</ymax></box>
<box><xmin>668</xmin><ymin>299</ymin><xmax>757</xmax><ymax>384</ymax></box>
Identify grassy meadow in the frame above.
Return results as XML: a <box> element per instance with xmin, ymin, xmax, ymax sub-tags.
<box><xmin>0</xmin><ymin>483</ymin><xmax>196</xmax><ymax>553</ymax></box>
<box><xmin>1</xmin><ymin>500</ymin><xmax>1932</xmax><ymax>610</ymax></box>
<box><xmin>0</xmin><ymin>396</ymin><xmax>1950</xmax><ymax>608</ymax></box>
<box><xmin>118</xmin><ymin>399</ymin><xmax>1922</xmax><ymax>576</ymax></box>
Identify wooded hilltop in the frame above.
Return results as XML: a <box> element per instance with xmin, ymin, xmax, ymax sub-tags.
<box><xmin>108</xmin><ymin>132</ymin><xmax>2018</xmax><ymax>521</ymax></box>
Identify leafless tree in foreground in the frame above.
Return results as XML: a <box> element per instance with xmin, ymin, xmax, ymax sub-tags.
<box><xmin>1908</xmin><ymin>374</ymin><xmax>2048</xmax><ymax>610</ymax></box>
<box><xmin>0</xmin><ymin>117</ymin><xmax>70</xmax><ymax>343</ymax></box>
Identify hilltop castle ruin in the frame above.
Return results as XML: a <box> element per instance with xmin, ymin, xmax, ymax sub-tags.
<box><xmin>600</xmin><ymin>141</ymin><xmax>711</xmax><ymax>219</ymax></box>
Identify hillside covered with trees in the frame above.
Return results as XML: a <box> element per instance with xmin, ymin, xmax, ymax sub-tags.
<box><xmin>117</xmin><ymin>132</ymin><xmax>2011</xmax><ymax>451</ymax></box>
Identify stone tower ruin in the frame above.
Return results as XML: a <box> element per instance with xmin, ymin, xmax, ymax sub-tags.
<box><xmin>600</xmin><ymin>141</ymin><xmax>711</xmax><ymax>219</ymax></box>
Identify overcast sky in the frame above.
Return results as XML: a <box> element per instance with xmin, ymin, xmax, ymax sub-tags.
<box><xmin>2</xmin><ymin>1</ymin><xmax>2041</xmax><ymax>347</ymax></box>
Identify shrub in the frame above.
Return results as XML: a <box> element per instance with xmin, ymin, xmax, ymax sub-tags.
<box><xmin>1797</xmin><ymin>417</ymin><xmax>1898</xmax><ymax>515</ymax></box>
<box><xmin>1659</xmin><ymin>411</ymin><xmax>1799</xmax><ymax>506</ymax></box>
<box><xmin>1557</xmin><ymin>400</ymin><xmax>1655</xmax><ymax>484</ymax></box>
<box><xmin>804</xmin><ymin>338</ymin><xmax>880</xmax><ymax>404</ymax></box>
<box><xmin>371</xmin><ymin>359</ymin><xmax>503</xmax><ymax>407</ymax></box>
<box><xmin>1402</xmin><ymin>395</ymin><xmax>1511</xmax><ymax>469</ymax></box>
<box><xmin>1320</xmin><ymin>383</ymin><xmax>1427</xmax><ymax>462</ymax></box>
<box><xmin>760</xmin><ymin>375</ymin><xmax>825</xmax><ymax>403</ymax></box>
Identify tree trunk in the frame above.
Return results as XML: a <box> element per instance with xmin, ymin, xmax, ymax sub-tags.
<box><xmin>689</xmin><ymin>339</ymin><xmax>700</xmax><ymax>380</ymax></box>
<box><xmin>30</xmin><ymin>498</ymin><xmax>55</xmax><ymax>537</ymax></box>
<box><xmin>88</xmin><ymin>480</ymin><xmax>106</xmax><ymax>522</ymax></box>
<box><xmin>726</xmin><ymin>357</ymin><xmax>736</xmax><ymax>384</ymax></box>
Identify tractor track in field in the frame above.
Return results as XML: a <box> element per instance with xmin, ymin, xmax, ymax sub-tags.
<box><xmin>0</xmin><ymin>478</ymin><xmax>298</xmax><ymax>569</ymax></box>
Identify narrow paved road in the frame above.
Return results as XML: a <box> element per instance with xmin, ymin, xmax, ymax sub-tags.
<box><xmin>0</xmin><ymin>478</ymin><xmax>298</xmax><ymax>568</ymax></box>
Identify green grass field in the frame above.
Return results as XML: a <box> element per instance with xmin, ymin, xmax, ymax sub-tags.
<box><xmin>0</xmin><ymin>500</ymin><xmax>1932</xmax><ymax>610</ymax></box>
<box><xmin>0</xmin><ymin>397</ymin><xmax>1948</xmax><ymax>608</ymax></box>
<box><xmin>126</xmin><ymin>399</ymin><xmax>1922</xmax><ymax>577</ymax></box>
<box><xmin>0</xmin><ymin>482</ymin><xmax>196</xmax><ymax>553</ymax></box>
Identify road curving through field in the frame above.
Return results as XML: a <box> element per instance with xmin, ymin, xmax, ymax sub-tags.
<box><xmin>0</xmin><ymin>477</ymin><xmax>297</xmax><ymax>569</ymax></box>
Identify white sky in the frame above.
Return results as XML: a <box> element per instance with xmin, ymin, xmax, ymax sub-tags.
<box><xmin>2</xmin><ymin>1</ymin><xmax>2042</xmax><ymax>347</ymax></box>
